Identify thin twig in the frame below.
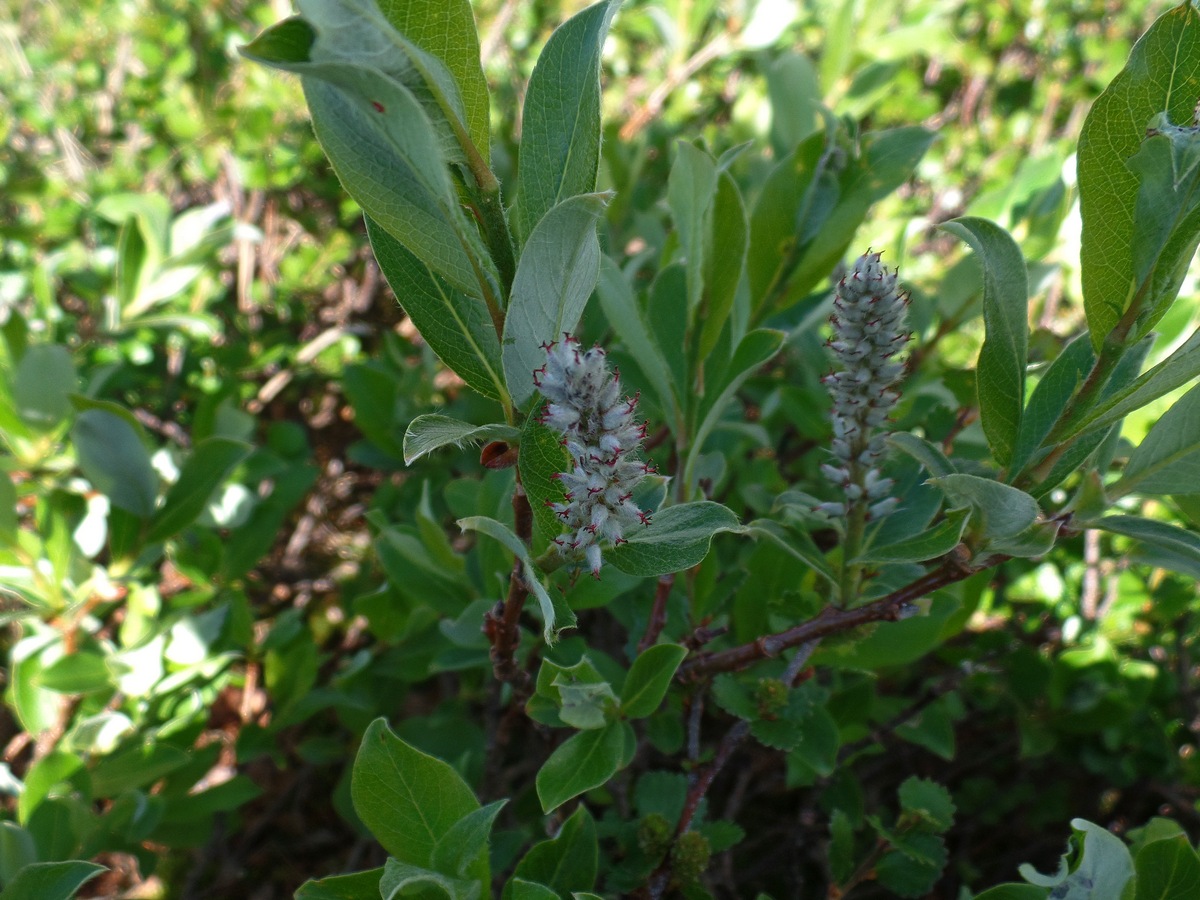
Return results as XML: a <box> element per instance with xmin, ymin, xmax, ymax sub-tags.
<box><xmin>678</xmin><ymin>557</ymin><xmax>1002</xmax><ymax>681</ymax></box>
<box><xmin>638</xmin><ymin>573</ymin><xmax>676</xmax><ymax>653</ymax></box>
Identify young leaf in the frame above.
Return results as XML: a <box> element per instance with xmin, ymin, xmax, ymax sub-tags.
<box><xmin>620</xmin><ymin>644</ymin><xmax>687</xmax><ymax>718</ymax></box>
<box><xmin>940</xmin><ymin>217</ymin><xmax>1028</xmax><ymax>468</ymax></box>
<box><xmin>697</xmin><ymin>171</ymin><xmax>749</xmax><ymax>359</ymax></box>
<box><xmin>505</xmin><ymin>805</ymin><xmax>598</xmax><ymax>899</ymax></box>
<box><xmin>370</xmin><ymin>0</ymin><xmax>490</xmax><ymax>162</ymax></box>
<box><xmin>72</xmin><ymin>409</ymin><xmax>158</xmax><ymax>518</ymax></box>
<box><xmin>1111</xmin><ymin>381</ymin><xmax>1200</xmax><ymax>497</ymax></box>
<box><xmin>367</xmin><ymin>218</ymin><xmax>507</xmax><ymax>404</ymax></box>
<box><xmin>607</xmin><ymin>501</ymin><xmax>745</xmax><ymax>577</ymax></box>
<box><xmin>0</xmin><ymin>861</ymin><xmax>106</xmax><ymax>900</ymax></box>
<box><xmin>430</xmin><ymin>800</ymin><xmax>506</xmax><ymax>882</ymax></box>
<box><xmin>378</xmin><ymin>858</ymin><xmax>478</xmax><ymax>900</ymax></box>
<box><xmin>503</xmin><ymin>193</ymin><xmax>609</xmax><ymax>406</ymax></box>
<box><xmin>535</xmin><ymin>722</ymin><xmax>625</xmax><ymax>812</ymax></box>
<box><xmin>244</xmin><ymin>4</ymin><xmax>497</xmax><ymax>298</ymax></box>
<box><xmin>145</xmin><ymin>437</ymin><xmax>251</xmax><ymax>543</ymax></box>
<box><xmin>458</xmin><ymin>516</ymin><xmax>576</xmax><ymax>642</ymax></box>
<box><xmin>350</xmin><ymin>718</ymin><xmax>480</xmax><ymax>869</ymax></box>
<box><xmin>928</xmin><ymin>474</ymin><xmax>1038</xmax><ymax>542</ymax></box>
<box><xmin>1078</xmin><ymin>2</ymin><xmax>1200</xmax><ymax>348</ymax></box>
<box><xmin>515</xmin><ymin>0</ymin><xmax>620</xmax><ymax>243</ymax></box>
<box><xmin>403</xmin><ymin>415</ymin><xmax>518</xmax><ymax>466</ymax></box>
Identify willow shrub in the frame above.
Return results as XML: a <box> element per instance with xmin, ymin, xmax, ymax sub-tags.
<box><xmin>218</xmin><ymin>1</ymin><xmax>1200</xmax><ymax>896</ymax></box>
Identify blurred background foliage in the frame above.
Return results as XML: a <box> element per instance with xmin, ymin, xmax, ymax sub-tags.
<box><xmin>2</xmin><ymin>0</ymin><xmax>1195</xmax><ymax>897</ymax></box>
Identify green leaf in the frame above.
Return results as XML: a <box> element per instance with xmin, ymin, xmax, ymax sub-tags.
<box><xmin>506</xmin><ymin>805</ymin><xmax>598</xmax><ymax>899</ymax></box>
<box><xmin>875</xmin><ymin>836</ymin><xmax>946</xmax><ymax>898</ymax></box>
<box><xmin>686</xmin><ymin>329</ymin><xmax>785</xmax><ymax>496</ymax></box>
<box><xmin>371</xmin><ymin>0</ymin><xmax>490</xmax><ymax>162</ymax></box>
<box><xmin>514</xmin><ymin>0</ymin><xmax>620</xmax><ymax>243</ymax></box>
<box><xmin>1064</xmin><ymin>328</ymin><xmax>1200</xmax><ymax>442</ymax></box>
<box><xmin>1010</xmin><ymin>334</ymin><xmax>1095</xmax><ymax>479</ymax></box>
<box><xmin>239</xmin><ymin>15</ymin><xmax>312</xmax><ymax>62</ymax></box>
<box><xmin>927</xmin><ymin>474</ymin><xmax>1039</xmax><ymax>542</ymax></box>
<box><xmin>1078</xmin><ymin>3</ymin><xmax>1200</xmax><ymax>347</ymax></box>
<box><xmin>457</xmin><ymin>516</ymin><xmax>576</xmax><ymax>642</ymax></box>
<box><xmin>294</xmin><ymin>869</ymin><xmax>385</xmax><ymax>900</ymax></box>
<box><xmin>697</xmin><ymin>171</ymin><xmax>749</xmax><ymax>359</ymax></box>
<box><xmin>503</xmin><ymin>193</ymin><xmax>609</xmax><ymax>406</ymax></box>
<box><xmin>0</xmin><ymin>861</ymin><xmax>105</xmax><ymax>900</ymax></box>
<box><xmin>535</xmin><ymin>722</ymin><xmax>625</xmax><ymax>812</ymax></box>
<box><xmin>510</xmin><ymin>881</ymin><xmax>559</xmax><ymax>900</ymax></box>
<box><xmin>1123</xmin><ymin>115</ymin><xmax>1200</xmax><ymax>343</ymax></box>
<box><xmin>350</xmin><ymin>718</ymin><xmax>480</xmax><ymax>869</ymax></box>
<box><xmin>0</xmin><ymin>824</ymin><xmax>36</xmax><ymax>888</ymax></box>
<box><xmin>431</xmin><ymin>800</ymin><xmax>506</xmax><ymax>882</ymax></box>
<box><xmin>12</xmin><ymin>345</ymin><xmax>75</xmax><ymax>431</ymax></box>
<box><xmin>668</xmin><ymin>141</ymin><xmax>719</xmax><ymax>316</ymax></box>
<box><xmin>1134</xmin><ymin>834</ymin><xmax>1200</xmax><ymax>900</ymax></box>
<box><xmin>0</xmin><ymin>471</ymin><xmax>16</xmax><ymax>541</ymax></box>
<box><xmin>887</xmin><ymin>433</ymin><xmax>957</xmax><ymax>478</ymax></box>
<box><xmin>1019</xmin><ymin>819</ymin><xmax>1134</xmax><ymax>900</ymax></box>
<box><xmin>403</xmin><ymin>415</ymin><xmax>519</xmax><ymax>466</ymax></box>
<box><xmin>749</xmin><ymin>519</ymin><xmax>837</xmax><ymax>586</ymax></box>
<box><xmin>829</xmin><ymin>809</ymin><xmax>856</xmax><ymax>885</ymax></box>
<box><xmin>368</xmin><ymin>217</ymin><xmax>506</xmax><ymax>402</ymax></box>
<box><xmin>1113</xmin><ymin>382</ymin><xmax>1200</xmax><ymax>497</ymax></box>
<box><xmin>620</xmin><ymin>644</ymin><xmax>687</xmax><ymax>718</ymax></box>
<box><xmin>146</xmin><ymin>437</ymin><xmax>251</xmax><ymax>542</ymax></box>
<box><xmin>1089</xmin><ymin>515</ymin><xmax>1200</xmax><ymax>570</ymax></box>
<box><xmin>89</xmin><ymin>741</ymin><xmax>189</xmax><ymax>796</ymax></box>
<box><xmin>246</xmin><ymin>4</ymin><xmax>497</xmax><ymax>298</ymax></box>
<box><xmin>379</xmin><ymin>858</ymin><xmax>478</xmax><ymax>900</ymax></box>
<box><xmin>940</xmin><ymin>217</ymin><xmax>1028</xmax><ymax>467</ymax></box>
<box><xmin>608</xmin><ymin>501</ymin><xmax>745</xmax><ymax>577</ymax></box>
<box><xmin>596</xmin><ymin>255</ymin><xmax>680</xmax><ymax>422</ymax></box>
<box><xmin>783</xmin><ymin>126</ymin><xmax>935</xmax><ymax>307</ymax></box>
<box><xmin>856</xmin><ymin>508</ymin><xmax>969</xmax><ymax>564</ymax></box>
<box><xmin>973</xmin><ymin>887</ymin><xmax>1049</xmax><ymax>900</ymax></box>
<box><xmin>518</xmin><ymin>413</ymin><xmax>573</xmax><ymax>543</ymax></box>
<box><xmin>545</xmin><ymin>659</ymin><xmax>617</xmax><ymax>730</ymax></box>
<box><xmin>898</xmin><ymin>777</ymin><xmax>955</xmax><ymax>832</ymax></box>
<box><xmin>72</xmin><ymin>409</ymin><xmax>157</xmax><ymax>518</ymax></box>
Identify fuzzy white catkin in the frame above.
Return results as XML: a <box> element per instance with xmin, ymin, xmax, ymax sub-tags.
<box><xmin>816</xmin><ymin>252</ymin><xmax>910</xmax><ymax>520</ymax></box>
<box><xmin>535</xmin><ymin>336</ymin><xmax>654</xmax><ymax>577</ymax></box>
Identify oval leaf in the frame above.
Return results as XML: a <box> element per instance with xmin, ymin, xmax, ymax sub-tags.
<box><xmin>535</xmin><ymin>722</ymin><xmax>624</xmax><ymax>813</ymax></box>
<box><xmin>620</xmin><ymin>643</ymin><xmax>687</xmax><ymax>718</ymax></box>
<box><xmin>350</xmin><ymin>718</ymin><xmax>479</xmax><ymax>868</ymax></box>
<box><xmin>608</xmin><ymin>501</ymin><xmax>745</xmax><ymax>577</ymax></box>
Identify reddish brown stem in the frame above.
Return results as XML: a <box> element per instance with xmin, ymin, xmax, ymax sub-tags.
<box><xmin>677</xmin><ymin>557</ymin><xmax>1000</xmax><ymax>681</ymax></box>
<box><xmin>484</xmin><ymin>481</ymin><xmax>534</xmax><ymax>683</ymax></box>
<box><xmin>638</xmin><ymin>573</ymin><xmax>676</xmax><ymax>653</ymax></box>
